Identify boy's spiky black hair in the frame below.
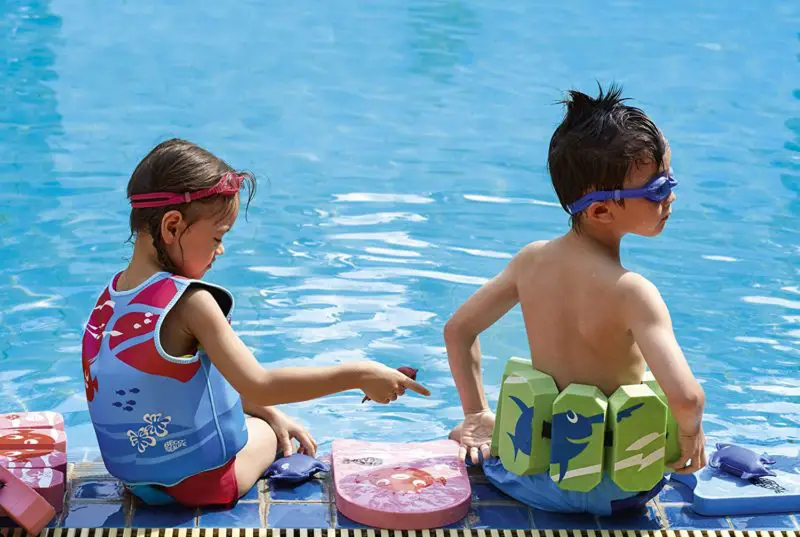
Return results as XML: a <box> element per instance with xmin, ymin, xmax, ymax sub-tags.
<box><xmin>548</xmin><ymin>83</ymin><xmax>665</xmax><ymax>229</ymax></box>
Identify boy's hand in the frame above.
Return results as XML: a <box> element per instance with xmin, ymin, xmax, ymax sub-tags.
<box><xmin>669</xmin><ymin>425</ymin><xmax>707</xmax><ymax>474</ymax></box>
<box><xmin>452</xmin><ymin>410</ymin><xmax>495</xmax><ymax>464</ymax></box>
<box><xmin>358</xmin><ymin>362</ymin><xmax>430</xmax><ymax>404</ymax></box>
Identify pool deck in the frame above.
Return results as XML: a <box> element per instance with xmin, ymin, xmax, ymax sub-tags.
<box><xmin>2</xmin><ymin>462</ymin><xmax>798</xmax><ymax>533</ymax></box>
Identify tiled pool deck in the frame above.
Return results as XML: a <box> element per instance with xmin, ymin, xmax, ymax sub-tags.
<box><xmin>2</xmin><ymin>462</ymin><xmax>798</xmax><ymax>532</ymax></box>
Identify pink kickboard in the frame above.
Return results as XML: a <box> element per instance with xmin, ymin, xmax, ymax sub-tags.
<box><xmin>0</xmin><ymin>428</ymin><xmax>67</xmax><ymax>453</ymax></box>
<box><xmin>0</xmin><ymin>465</ymin><xmax>56</xmax><ymax>535</ymax></box>
<box><xmin>0</xmin><ymin>467</ymin><xmax>65</xmax><ymax>514</ymax></box>
<box><xmin>0</xmin><ymin>412</ymin><xmax>64</xmax><ymax>431</ymax></box>
<box><xmin>333</xmin><ymin>439</ymin><xmax>471</xmax><ymax>530</ymax></box>
<box><xmin>0</xmin><ymin>448</ymin><xmax>67</xmax><ymax>475</ymax></box>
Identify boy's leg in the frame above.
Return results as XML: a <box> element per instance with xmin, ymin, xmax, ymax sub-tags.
<box><xmin>235</xmin><ymin>416</ymin><xmax>278</xmax><ymax>497</ymax></box>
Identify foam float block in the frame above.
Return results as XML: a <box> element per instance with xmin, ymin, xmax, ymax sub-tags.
<box><xmin>0</xmin><ymin>465</ymin><xmax>56</xmax><ymax>534</ymax></box>
<box><xmin>0</xmin><ymin>447</ymin><xmax>67</xmax><ymax>475</ymax></box>
<box><xmin>0</xmin><ymin>412</ymin><xmax>67</xmax><ymax>515</ymax></box>
<box><xmin>0</xmin><ymin>428</ymin><xmax>67</xmax><ymax>453</ymax></box>
<box><xmin>1</xmin><ymin>467</ymin><xmax>65</xmax><ymax>514</ymax></box>
<box><xmin>671</xmin><ymin>445</ymin><xmax>800</xmax><ymax>516</ymax></box>
<box><xmin>0</xmin><ymin>412</ymin><xmax>64</xmax><ymax>431</ymax></box>
<box><xmin>333</xmin><ymin>439</ymin><xmax>471</xmax><ymax>530</ymax></box>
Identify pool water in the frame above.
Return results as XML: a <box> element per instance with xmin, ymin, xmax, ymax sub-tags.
<box><xmin>0</xmin><ymin>0</ymin><xmax>798</xmax><ymax>461</ymax></box>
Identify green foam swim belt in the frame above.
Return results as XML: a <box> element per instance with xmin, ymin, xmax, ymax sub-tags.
<box><xmin>492</xmin><ymin>358</ymin><xmax>679</xmax><ymax>492</ymax></box>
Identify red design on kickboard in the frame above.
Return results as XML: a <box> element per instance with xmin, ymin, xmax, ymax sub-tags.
<box><xmin>0</xmin><ymin>410</ymin><xmax>67</xmax><ymax>518</ymax></box>
<box><xmin>0</xmin><ymin>446</ymin><xmax>68</xmax><ymax>472</ymax></box>
<box><xmin>0</xmin><ymin>430</ymin><xmax>61</xmax><ymax>451</ymax></box>
<box><xmin>356</xmin><ymin>466</ymin><xmax>445</xmax><ymax>493</ymax></box>
<box><xmin>0</xmin><ymin>447</ymin><xmax>53</xmax><ymax>461</ymax></box>
<box><xmin>81</xmin><ymin>287</ymin><xmax>115</xmax><ymax>401</ymax></box>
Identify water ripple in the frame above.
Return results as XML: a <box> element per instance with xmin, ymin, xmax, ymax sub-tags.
<box><xmin>334</xmin><ymin>193</ymin><xmax>435</xmax><ymax>204</ymax></box>
<box><xmin>1</xmin><ymin>0</ymin><xmax>798</xmax><ymax>454</ymax></box>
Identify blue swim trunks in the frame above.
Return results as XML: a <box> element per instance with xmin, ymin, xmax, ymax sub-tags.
<box><xmin>483</xmin><ymin>457</ymin><xmax>666</xmax><ymax>516</ymax></box>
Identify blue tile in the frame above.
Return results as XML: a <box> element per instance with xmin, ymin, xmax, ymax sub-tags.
<box><xmin>662</xmin><ymin>505</ymin><xmax>731</xmax><ymax>529</ymax></box>
<box><xmin>658</xmin><ymin>481</ymin><xmax>694</xmax><ymax>503</ymax></box>
<box><xmin>63</xmin><ymin>503</ymin><xmax>126</xmax><ymax>528</ymax></box>
<box><xmin>441</xmin><ymin>517</ymin><xmax>469</xmax><ymax>529</ymax></box>
<box><xmin>729</xmin><ymin>513</ymin><xmax>797</xmax><ymax>529</ymax></box>
<box><xmin>133</xmin><ymin>504</ymin><xmax>196</xmax><ymax>528</ymax></box>
<box><xmin>472</xmin><ymin>482</ymin><xmax>516</xmax><ymax>503</ymax></box>
<box><xmin>598</xmin><ymin>503</ymin><xmax>664</xmax><ymax>529</ymax></box>
<box><xmin>269</xmin><ymin>479</ymin><xmax>326</xmax><ymax>501</ymax></box>
<box><xmin>469</xmin><ymin>505</ymin><xmax>532</xmax><ymax>529</ymax></box>
<box><xmin>200</xmin><ymin>502</ymin><xmax>261</xmax><ymax>528</ymax></box>
<box><xmin>532</xmin><ymin>509</ymin><xmax>599</xmax><ymax>529</ymax></box>
<box><xmin>268</xmin><ymin>503</ymin><xmax>331</xmax><ymax>528</ymax></box>
<box><xmin>72</xmin><ymin>479</ymin><xmax>125</xmax><ymax>500</ymax></box>
<box><xmin>335</xmin><ymin>511</ymin><xmax>370</xmax><ymax>529</ymax></box>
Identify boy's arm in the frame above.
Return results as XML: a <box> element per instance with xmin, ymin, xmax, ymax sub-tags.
<box><xmin>623</xmin><ymin>274</ymin><xmax>707</xmax><ymax>472</ymax></box>
<box><xmin>444</xmin><ymin>244</ymin><xmax>537</xmax><ymax>415</ymax></box>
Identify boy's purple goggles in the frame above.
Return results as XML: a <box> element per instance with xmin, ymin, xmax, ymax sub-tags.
<box><xmin>567</xmin><ymin>168</ymin><xmax>677</xmax><ymax>215</ymax></box>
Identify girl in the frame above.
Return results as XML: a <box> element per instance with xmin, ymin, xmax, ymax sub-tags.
<box><xmin>81</xmin><ymin>139</ymin><xmax>430</xmax><ymax>508</ymax></box>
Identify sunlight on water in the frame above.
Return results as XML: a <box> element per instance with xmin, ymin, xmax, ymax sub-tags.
<box><xmin>0</xmin><ymin>0</ymin><xmax>797</xmax><ymax>461</ymax></box>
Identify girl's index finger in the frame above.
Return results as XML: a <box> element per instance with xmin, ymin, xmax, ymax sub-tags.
<box><xmin>401</xmin><ymin>377</ymin><xmax>431</xmax><ymax>396</ymax></box>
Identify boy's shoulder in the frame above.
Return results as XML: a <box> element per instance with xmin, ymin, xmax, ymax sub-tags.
<box><xmin>504</xmin><ymin>240</ymin><xmax>549</xmax><ymax>278</ymax></box>
<box><xmin>616</xmin><ymin>270</ymin><xmax>669</xmax><ymax>323</ymax></box>
<box><xmin>617</xmin><ymin>270</ymin><xmax>661</xmax><ymax>299</ymax></box>
<box><xmin>513</xmin><ymin>239</ymin><xmax>550</xmax><ymax>263</ymax></box>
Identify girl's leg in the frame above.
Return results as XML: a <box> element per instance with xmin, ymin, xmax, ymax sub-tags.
<box><xmin>234</xmin><ymin>416</ymin><xmax>278</xmax><ymax>497</ymax></box>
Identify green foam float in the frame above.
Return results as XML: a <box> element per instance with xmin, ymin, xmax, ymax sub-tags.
<box><xmin>491</xmin><ymin>358</ymin><xmax>681</xmax><ymax>492</ymax></box>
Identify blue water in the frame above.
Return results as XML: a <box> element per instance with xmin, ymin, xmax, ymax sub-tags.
<box><xmin>1</xmin><ymin>0</ymin><xmax>798</xmax><ymax>461</ymax></box>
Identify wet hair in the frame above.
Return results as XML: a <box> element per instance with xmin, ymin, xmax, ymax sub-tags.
<box><xmin>127</xmin><ymin>138</ymin><xmax>256</xmax><ymax>273</ymax></box>
<box><xmin>547</xmin><ymin>83</ymin><xmax>666</xmax><ymax>230</ymax></box>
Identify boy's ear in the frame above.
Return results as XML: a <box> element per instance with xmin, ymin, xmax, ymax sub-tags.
<box><xmin>586</xmin><ymin>201</ymin><xmax>615</xmax><ymax>224</ymax></box>
<box><xmin>160</xmin><ymin>210</ymin><xmax>185</xmax><ymax>245</ymax></box>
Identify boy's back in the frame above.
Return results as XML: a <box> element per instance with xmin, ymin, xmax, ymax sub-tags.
<box><xmin>516</xmin><ymin>236</ymin><xmax>646</xmax><ymax>396</ymax></box>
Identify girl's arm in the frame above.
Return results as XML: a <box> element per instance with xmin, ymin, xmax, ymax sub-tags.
<box><xmin>179</xmin><ymin>288</ymin><xmax>429</xmax><ymax>406</ymax></box>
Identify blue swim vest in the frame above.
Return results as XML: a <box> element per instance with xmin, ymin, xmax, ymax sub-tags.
<box><xmin>81</xmin><ymin>271</ymin><xmax>248</xmax><ymax>487</ymax></box>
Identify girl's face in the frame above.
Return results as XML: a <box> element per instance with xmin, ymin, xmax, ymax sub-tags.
<box><xmin>162</xmin><ymin>196</ymin><xmax>240</xmax><ymax>279</ymax></box>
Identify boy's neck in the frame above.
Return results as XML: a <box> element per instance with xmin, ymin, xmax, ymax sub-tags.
<box><xmin>568</xmin><ymin>225</ymin><xmax>623</xmax><ymax>262</ymax></box>
<box><xmin>117</xmin><ymin>235</ymin><xmax>168</xmax><ymax>291</ymax></box>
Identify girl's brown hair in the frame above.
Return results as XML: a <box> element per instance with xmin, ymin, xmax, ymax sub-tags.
<box><xmin>127</xmin><ymin>138</ymin><xmax>256</xmax><ymax>272</ymax></box>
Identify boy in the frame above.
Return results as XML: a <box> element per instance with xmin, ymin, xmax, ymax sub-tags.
<box><xmin>445</xmin><ymin>85</ymin><xmax>706</xmax><ymax>514</ymax></box>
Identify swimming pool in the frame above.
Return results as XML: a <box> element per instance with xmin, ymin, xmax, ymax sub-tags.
<box><xmin>0</xmin><ymin>0</ymin><xmax>797</xmax><ymax>462</ymax></box>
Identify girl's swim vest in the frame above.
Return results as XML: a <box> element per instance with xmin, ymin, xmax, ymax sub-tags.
<box><xmin>490</xmin><ymin>357</ymin><xmax>681</xmax><ymax>493</ymax></box>
<box><xmin>81</xmin><ymin>271</ymin><xmax>248</xmax><ymax>487</ymax></box>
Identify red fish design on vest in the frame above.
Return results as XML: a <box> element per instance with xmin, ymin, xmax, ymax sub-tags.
<box><xmin>82</xmin><ymin>287</ymin><xmax>115</xmax><ymax>401</ymax></box>
<box><xmin>109</xmin><ymin>278</ymin><xmax>202</xmax><ymax>382</ymax></box>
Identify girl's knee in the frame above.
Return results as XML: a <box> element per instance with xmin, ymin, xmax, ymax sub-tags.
<box><xmin>235</xmin><ymin>418</ymin><xmax>278</xmax><ymax>496</ymax></box>
<box><xmin>247</xmin><ymin>417</ymin><xmax>277</xmax><ymax>451</ymax></box>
